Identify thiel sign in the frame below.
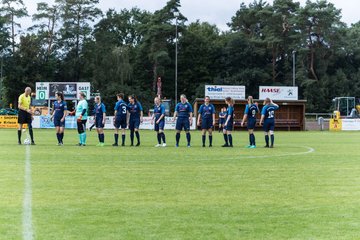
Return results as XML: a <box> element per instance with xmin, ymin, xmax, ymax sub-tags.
<box><xmin>205</xmin><ymin>85</ymin><xmax>246</xmax><ymax>100</ymax></box>
<box><xmin>259</xmin><ymin>86</ymin><xmax>298</xmax><ymax>100</ymax></box>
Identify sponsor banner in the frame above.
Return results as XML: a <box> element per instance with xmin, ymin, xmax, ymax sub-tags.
<box><xmin>259</xmin><ymin>86</ymin><xmax>298</xmax><ymax>100</ymax></box>
<box><xmin>205</xmin><ymin>85</ymin><xmax>246</xmax><ymax>100</ymax></box>
<box><xmin>0</xmin><ymin>116</ymin><xmax>26</xmax><ymax>129</ymax></box>
<box><xmin>38</xmin><ymin>116</ymin><xmax>196</xmax><ymax>130</ymax></box>
<box><xmin>36</xmin><ymin>82</ymin><xmax>91</xmax><ymax>100</ymax></box>
<box><xmin>341</xmin><ymin>119</ymin><xmax>360</xmax><ymax>131</ymax></box>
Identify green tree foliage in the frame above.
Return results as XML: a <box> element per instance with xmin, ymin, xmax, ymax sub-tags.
<box><xmin>2</xmin><ymin>0</ymin><xmax>360</xmax><ymax>113</ymax></box>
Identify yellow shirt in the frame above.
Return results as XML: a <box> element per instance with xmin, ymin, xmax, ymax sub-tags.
<box><xmin>18</xmin><ymin>93</ymin><xmax>31</xmax><ymax>110</ymax></box>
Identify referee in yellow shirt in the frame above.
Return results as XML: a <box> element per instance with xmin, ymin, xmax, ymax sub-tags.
<box><xmin>18</xmin><ymin>87</ymin><xmax>35</xmax><ymax>145</ymax></box>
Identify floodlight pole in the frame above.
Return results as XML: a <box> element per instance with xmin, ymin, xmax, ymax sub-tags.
<box><xmin>175</xmin><ymin>12</ymin><xmax>179</xmax><ymax>105</ymax></box>
<box><xmin>292</xmin><ymin>50</ymin><xmax>296</xmax><ymax>87</ymax></box>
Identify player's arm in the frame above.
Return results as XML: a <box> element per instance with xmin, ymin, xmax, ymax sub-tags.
<box><xmin>259</xmin><ymin>114</ymin><xmax>265</xmax><ymax>126</ymax></box>
<box><xmin>212</xmin><ymin>113</ymin><xmax>216</xmax><ymax>126</ymax></box>
<box><xmin>189</xmin><ymin>111</ymin><xmax>193</xmax><ymax>126</ymax></box>
<box><xmin>126</xmin><ymin>110</ymin><xmax>130</xmax><ymax>127</ymax></box>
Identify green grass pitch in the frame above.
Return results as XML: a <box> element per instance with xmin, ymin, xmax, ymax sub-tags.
<box><xmin>1</xmin><ymin>129</ymin><xmax>360</xmax><ymax>239</ymax></box>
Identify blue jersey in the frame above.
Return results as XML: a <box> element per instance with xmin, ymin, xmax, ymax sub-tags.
<box><xmin>175</xmin><ymin>102</ymin><xmax>193</xmax><ymax>119</ymax></box>
<box><xmin>95</xmin><ymin>103</ymin><xmax>106</xmax><ymax>119</ymax></box>
<box><xmin>53</xmin><ymin>100</ymin><xmax>67</xmax><ymax>119</ymax></box>
<box><xmin>154</xmin><ymin>104</ymin><xmax>165</xmax><ymax>120</ymax></box>
<box><xmin>226</xmin><ymin>106</ymin><xmax>234</xmax><ymax>122</ymax></box>
<box><xmin>128</xmin><ymin>102</ymin><xmax>143</xmax><ymax>119</ymax></box>
<box><xmin>261</xmin><ymin>104</ymin><xmax>279</xmax><ymax>120</ymax></box>
<box><xmin>114</xmin><ymin>100</ymin><xmax>128</xmax><ymax>118</ymax></box>
<box><xmin>244</xmin><ymin>104</ymin><xmax>259</xmax><ymax>120</ymax></box>
<box><xmin>198</xmin><ymin>104</ymin><xmax>215</xmax><ymax>120</ymax></box>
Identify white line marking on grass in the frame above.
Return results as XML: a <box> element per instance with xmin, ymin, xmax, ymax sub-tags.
<box><xmin>124</xmin><ymin>145</ymin><xmax>316</xmax><ymax>163</ymax></box>
<box><xmin>23</xmin><ymin>145</ymin><xmax>34</xmax><ymax>240</ymax></box>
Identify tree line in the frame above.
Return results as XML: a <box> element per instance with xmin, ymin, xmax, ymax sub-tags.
<box><xmin>0</xmin><ymin>0</ymin><xmax>359</xmax><ymax>113</ymax></box>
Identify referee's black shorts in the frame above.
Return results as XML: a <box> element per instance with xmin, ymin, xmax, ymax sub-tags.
<box><xmin>18</xmin><ymin>109</ymin><xmax>32</xmax><ymax>124</ymax></box>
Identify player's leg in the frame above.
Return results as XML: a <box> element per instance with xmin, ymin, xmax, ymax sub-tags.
<box><xmin>129</xmin><ymin>120</ymin><xmax>135</xmax><ymax>146</ymax></box>
<box><xmin>18</xmin><ymin>123</ymin><xmax>23</xmax><ymax>145</ymax></box>
<box><xmin>159</xmin><ymin>121</ymin><xmax>166</xmax><ymax>146</ymax></box>
<box><xmin>155</xmin><ymin>123</ymin><xmax>161</xmax><ymax>147</ymax></box>
<box><xmin>201</xmin><ymin>129</ymin><xmax>206</xmax><ymax>147</ymax></box>
<box><xmin>121</xmin><ymin>120</ymin><xmax>126</xmax><ymax>146</ymax></box>
<box><xmin>227</xmin><ymin>130</ymin><xmax>233</xmax><ymax>147</ymax></box>
<box><xmin>55</xmin><ymin>126</ymin><xmax>61</xmax><ymax>144</ymax></box>
<box><xmin>113</xmin><ymin>126</ymin><xmax>119</xmax><ymax>146</ymax></box>
<box><xmin>59</xmin><ymin>126</ymin><xmax>65</xmax><ymax>145</ymax></box>
<box><xmin>175</xmin><ymin>119</ymin><xmax>182</xmax><ymax>147</ymax></box>
<box><xmin>27</xmin><ymin>114</ymin><xmax>35</xmax><ymax>144</ymax></box>
<box><xmin>185</xmin><ymin>120</ymin><xmax>191</xmax><ymax>147</ymax></box>
<box><xmin>269</xmin><ymin>122</ymin><xmax>275</xmax><ymax>148</ymax></box>
<box><xmin>208</xmin><ymin>128</ymin><xmax>213</xmax><ymax>147</ymax></box>
<box><xmin>134</xmin><ymin>119</ymin><xmax>140</xmax><ymax>146</ymax></box>
<box><xmin>81</xmin><ymin>120</ymin><xmax>87</xmax><ymax>146</ymax></box>
<box><xmin>222</xmin><ymin>127</ymin><xmax>229</xmax><ymax>147</ymax></box>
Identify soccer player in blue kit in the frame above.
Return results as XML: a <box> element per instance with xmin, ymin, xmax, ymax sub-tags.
<box><xmin>197</xmin><ymin>96</ymin><xmax>216</xmax><ymax>147</ymax></box>
<box><xmin>241</xmin><ymin>96</ymin><xmax>259</xmax><ymax>148</ymax></box>
<box><xmin>151</xmin><ymin>97</ymin><xmax>166</xmax><ymax>147</ymax></box>
<box><xmin>173</xmin><ymin>94</ymin><xmax>193</xmax><ymax>147</ymax></box>
<box><xmin>223</xmin><ymin>97</ymin><xmax>235</xmax><ymax>147</ymax></box>
<box><xmin>51</xmin><ymin>92</ymin><xmax>67</xmax><ymax>145</ymax></box>
<box><xmin>94</xmin><ymin>96</ymin><xmax>106</xmax><ymax>147</ymax></box>
<box><xmin>259</xmin><ymin>98</ymin><xmax>279</xmax><ymax>148</ymax></box>
<box><xmin>113</xmin><ymin>93</ymin><xmax>128</xmax><ymax>147</ymax></box>
<box><xmin>128</xmin><ymin>95</ymin><xmax>143</xmax><ymax>147</ymax></box>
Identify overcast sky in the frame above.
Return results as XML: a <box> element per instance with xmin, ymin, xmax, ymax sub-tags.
<box><xmin>20</xmin><ymin>0</ymin><xmax>360</xmax><ymax>31</ymax></box>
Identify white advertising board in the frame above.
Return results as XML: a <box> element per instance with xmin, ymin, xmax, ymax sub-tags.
<box><xmin>259</xmin><ymin>86</ymin><xmax>298</xmax><ymax>100</ymax></box>
<box><xmin>205</xmin><ymin>85</ymin><xmax>246</xmax><ymax>100</ymax></box>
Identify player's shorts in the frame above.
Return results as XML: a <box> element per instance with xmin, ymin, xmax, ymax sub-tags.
<box><xmin>263</xmin><ymin>120</ymin><xmax>275</xmax><ymax>132</ymax></box>
<box><xmin>176</xmin><ymin>118</ymin><xmax>190</xmax><ymax>131</ymax></box>
<box><xmin>95</xmin><ymin>117</ymin><xmax>105</xmax><ymax>128</ymax></box>
<box><xmin>155</xmin><ymin>119</ymin><xmax>165</xmax><ymax>131</ymax></box>
<box><xmin>247</xmin><ymin>118</ymin><xmax>256</xmax><ymax>130</ymax></box>
<box><xmin>18</xmin><ymin>110</ymin><xmax>32</xmax><ymax>124</ymax></box>
<box><xmin>129</xmin><ymin>118</ymin><xmax>140</xmax><ymax>130</ymax></box>
<box><xmin>77</xmin><ymin>120</ymin><xmax>87</xmax><ymax>134</ymax></box>
<box><xmin>225</xmin><ymin>122</ymin><xmax>234</xmax><ymax>131</ymax></box>
<box><xmin>219</xmin><ymin>119</ymin><xmax>225</xmax><ymax>125</ymax></box>
<box><xmin>114</xmin><ymin>116</ymin><xmax>127</xmax><ymax>129</ymax></box>
<box><xmin>54</xmin><ymin>117</ymin><xmax>65</xmax><ymax>127</ymax></box>
<box><xmin>201</xmin><ymin>118</ymin><xmax>213</xmax><ymax>130</ymax></box>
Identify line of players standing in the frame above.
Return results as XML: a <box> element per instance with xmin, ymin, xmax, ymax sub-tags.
<box><xmin>16</xmin><ymin>87</ymin><xmax>280</xmax><ymax>148</ymax></box>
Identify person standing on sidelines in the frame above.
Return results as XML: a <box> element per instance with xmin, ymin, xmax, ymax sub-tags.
<box><xmin>50</xmin><ymin>92</ymin><xmax>67</xmax><ymax>146</ymax></box>
<box><xmin>241</xmin><ymin>96</ymin><xmax>259</xmax><ymax>148</ymax></box>
<box><xmin>173</xmin><ymin>94</ymin><xmax>193</xmax><ymax>147</ymax></box>
<box><xmin>197</xmin><ymin>96</ymin><xmax>216</xmax><ymax>147</ymax></box>
<box><xmin>128</xmin><ymin>95</ymin><xmax>143</xmax><ymax>147</ymax></box>
<box><xmin>94</xmin><ymin>96</ymin><xmax>106</xmax><ymax>147</ymax></box>
<box><xmin>151</xmin><ymin>97</ymin><xmax>167</xmax><ymax>147</ymax></box>
<box><xmin>222</xmin><ymin>97</ymin><xmax>235</xmax><ymax>148</ymax></box>
<box><xmin>218</xmin><ymin>107</ymin><xmax>227</xmax><ymax>133</ymax></box>
<box><xmin>76</xmin><ymin>92</ymin><xmax>88</xmax><ymax>146</ymax></box>
<box><xmin>113</xmin><ymin>93</ymin><xmax>128</xmax><ymax>147</ymax></box>
<box><xmin>17</xmin><ymin>87</ymin><xmax>35</xmax><ymax>145</ymax></box>
<box><xmin>259</xmin><ymin>98</ymin><xmax>279</xmax><ymax>148</ymax></box>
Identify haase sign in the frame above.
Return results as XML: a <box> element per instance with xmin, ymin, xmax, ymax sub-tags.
<box><xmin>259</xmin><ymin>86</ymin><xmax>298</xmax><ymax>100</ymax></box>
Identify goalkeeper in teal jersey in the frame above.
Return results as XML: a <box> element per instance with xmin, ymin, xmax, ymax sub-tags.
<box><xmin>76</xmin><ymin>92</ymin><xmax>88</xmax><ymax>146</ymax></box>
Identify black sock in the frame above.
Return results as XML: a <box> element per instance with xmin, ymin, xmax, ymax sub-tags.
<box><xmin>57</xmin><ymin>133</ymin><xmax>61</xmax><ymax>143</ymax></box>
<box><xmin>101</xmin><ymin>134</ymin><xmax>105</xmax><ymax>143</ymax></box>
<box><xmin>176</xmin><ymin>133</ymin><xmax>180</xmax><ymax>145</ymax></box>
<box><xmin>186</xmin><ymin>132</ymin><xmax>191</xmax><ymax>145</ymax></box>
<box><xmin>161</xmin><ymin>132</ymin><xmax>166</xmax><ymax>143</ymax></box>
<box><xmin>130</xmin><ymin>130</ymin><xmax>134</xmax><ymax>145</ymax></box>
<box><xmin>249</xmin><ymin>134</ymin><xmax>252</xmax><ymax>145</ymax></box>
<box><xmin>29</xmin><ymin>128</ymin><xmax>34</xmax><ymax>142</ymax></box>
<box><xmin>98</xmin><ymin>134</ymin><xmax>101</xmax><ymax>143</ymax></box>
<box><xmin>61</xmin><ymin>133</ymin><xmax>64</xmax><ymax>143</ymax></box>
<box><xmin>135</xmin><ymin>131</ymin><xmax>140</xmax><ymax>144</ymax></box>
<box><xmin>114</xmin><ymin>134</ymin><xmax>119</xmax><ymax>144</ymax></box>
<box><xmin>223</xmin><ymin>134</ymin><xmax>228</xmax><ymax>145</ymax></box>
<box><xmin>202</xmin><ymin>135</ymin><xmax>206</xmax><ymax>146</ymax></box>
<box><xmin>209</xmin><ymin>135</ymin><xmax>213</xmax><ymax>146</ymax></box>
<box><xmin>228</xmin><ymin>134</ymin><xmax>233</xmax><ymax>146</ymax></box>
<box><xmin>265</xmin><ymin>135</ymin><xmax>269</xmax><ymax>146</ymax></box>
<box><xmin>251</xmin><ymin>134</ymin><xmax>255</xmax><ymax>146</ymax></box>
<box><xmin>271</xmin><ymin>134</ymin><xmax>274</xmax><ymax>146</ymax></box>
<box><xmin>122</xmin><ymin>134</ymin><xmax>126</xmax><ymax>145</ymax></box>
<box><xmin>18</xmin><ymin>130</ymin><xmax>21</xmax><ymax>143</ymax></box>
<box><xmin>157</xmin><ymin>133</ymin><xmax>161</xmax><ymax>144</ymax></box>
